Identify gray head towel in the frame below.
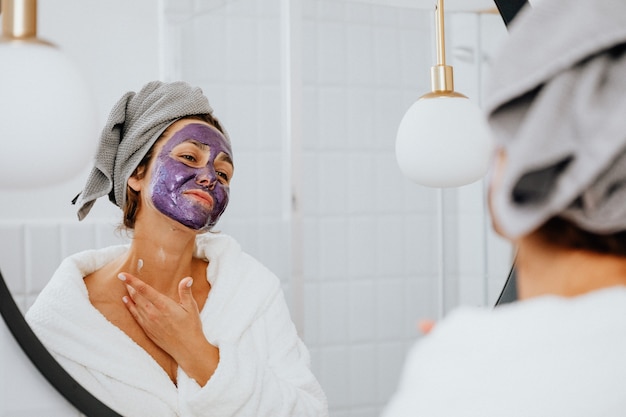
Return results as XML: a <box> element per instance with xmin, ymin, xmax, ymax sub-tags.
<box><xmin>484</xmin><ymin>0</ymin><xmax>626</xmax><ymax>238</ymax></box>
<box><xmin>73</xmin><ymin>80</ymin><xmax>230</xmax><ymax>220</ymax></box>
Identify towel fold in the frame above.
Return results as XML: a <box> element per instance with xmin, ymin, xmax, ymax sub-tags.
<box><xmin>485</xmin><ymin>0</ymin><xmax>626</xmax><ymax>238</ymax></box>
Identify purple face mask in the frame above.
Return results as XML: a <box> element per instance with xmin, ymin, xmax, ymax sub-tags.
<box><xmin>149</xmin><ymin>122</ymin><xmax>233</xmax><ymax>231</ymax></box>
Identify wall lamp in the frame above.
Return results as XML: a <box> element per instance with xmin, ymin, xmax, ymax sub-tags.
<box><xmin>396</xmin><ymin>0</ymin><xmax>528</xmax><ymax>188</ymax></box>
<box><xmin>0</xmin><ymin>0</ymin><xmax>97</xmax><ymax>188</ymax></box>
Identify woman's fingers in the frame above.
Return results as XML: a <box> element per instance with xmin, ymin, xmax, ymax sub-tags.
<box><xmin>118</xmin><ymin>272</ymin><xmax>165</xmax><ymax>309</ymax></box>
<box><xmin>118</xmin><ymin>274</ymin><xmax>160</xmax><ymax>327</ymax></box>
<box><xmin>122</xmin><ymin>292</ymin><xmax>142</xmax><ymax>322</ymax></box>
<box><xmin>177</xmin><ymin>277</ymin><xmax>196</xmax><ymax>310</ymax></box>
<box><xmin>418</xmin><ymin>319</ymin><xmax>436</xmax><ymax>335</ymax></box>
<box><xmin>117</xmin><ymin>271</ymin><xmax>205</xmax><ymax>360</ymax></box>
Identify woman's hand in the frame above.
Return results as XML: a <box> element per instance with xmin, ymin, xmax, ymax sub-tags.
<box><xmin>118</xmin><ymin>272</ymin><xmax>219</xmax><ymax>385</ymax></box>
<box><xmin>418</xmin><ymin>319</ymin><xmax>436</xmax><ymax>335</ymax></box>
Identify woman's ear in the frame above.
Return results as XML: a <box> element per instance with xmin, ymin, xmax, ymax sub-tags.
<box><xmin>128</xmin><ymin>176</ymin><xmax>142</xmax><ymax>192</ymax></box>
<box><xmin>127</xmin><ymin>166</ymin><xmax>146</xmax><ymax>192</ymax></box>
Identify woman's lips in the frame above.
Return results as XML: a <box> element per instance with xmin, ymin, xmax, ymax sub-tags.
<box><xmin>184</xmin><ymin>189</ymin><xmax>214</xmax><ymax>208</ymax></box>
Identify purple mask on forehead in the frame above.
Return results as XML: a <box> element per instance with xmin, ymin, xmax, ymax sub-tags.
<box><xmin>149</xmin><ymin>123</ymin><xmax>233</xmax><ymax>231</ymax></box>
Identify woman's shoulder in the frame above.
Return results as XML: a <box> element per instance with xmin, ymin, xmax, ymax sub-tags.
<box><xmin>194</xmin><ymin>232</ymin><xmax>239</xmax><ymax>260</ymax></box>
<box><xmin>27</xmin><ymin>245</ymin><xmax>128</xmax><ymax>316</ymax></box>
<box><xmin>195</xmin><ymin>233</ymin><xmax>282</xmax><ymax>315</ymax></box>
<box><xmin>60</xmin><ymin>244</ymin><xmax>129</xmax><ymax>275</ymax></box>
<box><xmin>388</xmin><ymin>287</ymin><xmax>626</xmax><ymax>417</ymax></box>
<box><xmin>418</xmin><ymin>286</ymin><xmax>626</xmax><ymax>356</ymax></box>
<box><xmin>195</xmin><ymin>233</ymin><xmax>279</xmax><ymax>284</ymax></box>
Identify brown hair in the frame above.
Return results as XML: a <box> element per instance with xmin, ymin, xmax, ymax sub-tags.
<box><xmin>121</xmin><ymin>114</ymin><xmax>226</xmax><ymax>230</ymax></box>
<box><xmin>535</xmin><ymin>216</ymin><xmax>626</xmax><ymax>257</ymax></box>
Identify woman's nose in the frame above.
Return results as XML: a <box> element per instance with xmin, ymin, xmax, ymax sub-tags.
<box><xmin>195</xmin><ymin>169</ymin><xmax>217</xmax><ymax>189</ymax></box>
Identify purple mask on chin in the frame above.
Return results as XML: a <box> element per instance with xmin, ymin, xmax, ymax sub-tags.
<box><xmin>149</xmin><ymin>123</ymin><xmax>233</xmax><ymax>231</ymax></box>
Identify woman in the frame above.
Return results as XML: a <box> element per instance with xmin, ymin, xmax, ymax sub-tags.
<box><xmin>26</xmin><ymin>81</ymin><xmax>328</xmax><ymax>417</ymax></box>
<box><xmin>382</xmin><ymin>0</ymin><xmax>626</xmax><ymax>416</ymax></box>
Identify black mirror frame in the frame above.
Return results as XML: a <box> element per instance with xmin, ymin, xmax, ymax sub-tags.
<box><xmin>0</xmin><ymin>2</ymin><xmax>527</xmax><ymax>416</ymax></box>
<box><xmin>493</xmin><ymin>0</ymin><xmax>528</xmax><ymax>26</ymax></box>
<box><xmin>495</xmin><ymin>260</ymin><xmax>518</xmax><ymax>306</ymax></box>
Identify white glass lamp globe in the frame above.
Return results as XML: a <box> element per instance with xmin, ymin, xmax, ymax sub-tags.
<box><xmin>396</xmin><ymin>95</ymin><xmax>493</xmax><ymax>188</ymax></box>
<box><xmin>0</xmin><ymin>42</ymin><xmax>97</xmax><ymax>188</ymax></box>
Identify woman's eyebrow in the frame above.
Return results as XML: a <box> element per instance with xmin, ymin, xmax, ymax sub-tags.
<box><xmin>215</xmin><ymin>153</ymin><xmax>233</xmax><ymax>166</ymax></box>
<box><xmin>186</xmin><ymin>139</ymin><xmax>210</xmax><ymax>151</ymax></box>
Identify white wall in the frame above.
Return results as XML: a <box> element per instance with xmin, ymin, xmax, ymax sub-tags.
<box><xmin>0</xmin><ymin>1</ymin><xmax>512</xmax><ymax>415</ymax></box>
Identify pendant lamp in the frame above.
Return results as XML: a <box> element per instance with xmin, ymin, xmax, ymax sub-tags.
<box><xmin>0</xmin><ymin>0</ymin><xmax>97</xmax><ymax>188</ymax></box>
<box><xmin>396</xmin><ymin>0</ymin><xmax>493</xmax><ymax>188</ymax></box>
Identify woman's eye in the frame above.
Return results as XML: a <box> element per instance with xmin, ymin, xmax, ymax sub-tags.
<box><xmin>181</xmin><ymin>154</ymin><xmax>197</xmax><ymax>163</ymax></box>
<box><xmin>216</xmin><ymin>171</ymin><xmax>229</xmax><ymax>181</ymax></box>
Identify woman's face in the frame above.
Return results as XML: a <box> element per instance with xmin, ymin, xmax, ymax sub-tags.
<box><xmin>145</xmin><ymin>119</ymin><xmax>234</xmax><ymax>231</ymax></box>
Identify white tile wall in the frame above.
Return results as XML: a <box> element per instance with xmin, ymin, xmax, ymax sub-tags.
<box><xmin>0</xmin><ymin>0</ymin><xmax>513</xmax><ymax>415</ymax></box>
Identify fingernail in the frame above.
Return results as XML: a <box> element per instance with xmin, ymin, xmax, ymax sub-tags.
<box><xmin>186</xmin><ymin>278</ymin><xmax>193</xmax><ymax>288</ymax></box>
<box><xmin>117</xmin><ymin>273</ymin><xmax>126</xmax><ymax>281</ymax></box>
<box><xmin>122</xmin><ymin>296</ymin><xmax>129</xmax><ymax>304</ymax></box>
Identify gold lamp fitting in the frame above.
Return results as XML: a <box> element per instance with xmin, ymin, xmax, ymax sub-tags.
<box><xmin>422</xmin><ymin>0</ymin><xmax>466</xmax><ymax>99</ymax></box>
<box><xmin>1</xmin><ymin>0</ymin><xmax>52</xmax><ymax>45</ymax></box>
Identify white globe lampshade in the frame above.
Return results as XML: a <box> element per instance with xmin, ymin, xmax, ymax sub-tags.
<box><xmin>0</xmin><ymin>42</ymin><xmax>97</xmax><ymax>188</ymax></box>
<box><xmin>396</xmin><ymin>95</ymin><xmax>493</xmax><ymax>188</ymax></box>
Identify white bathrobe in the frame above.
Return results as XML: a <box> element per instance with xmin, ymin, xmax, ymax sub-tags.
<box><xmin>381</xmin><ymin>287</ymin><xmax>626</xmax><ymax>417</ymax></box>
<box><xmin>26</xmin><ymin>233</ymin><xmax>328</xmax><ymax>417</ymax></box>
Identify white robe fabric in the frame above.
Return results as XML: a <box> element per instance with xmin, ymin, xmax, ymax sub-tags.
<box><xmin>26</xmin><ymin>233</ymin><xmax>328</xmax><ymax>417</ymax></box>
<box><xmin>382</xmin><ymin>287</ymin><xmax>626</xmax><ymax>417</ymax></box>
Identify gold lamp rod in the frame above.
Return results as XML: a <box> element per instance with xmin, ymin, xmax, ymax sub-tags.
<box><xmin>429</xmin><ymin>0</ymin><xmax>457</xmax><ymax>94</ymax></box>
<box><xmin>435</xmin><ymin>0</ymin><xmax>446</xmax><ymax>66</ymax></box>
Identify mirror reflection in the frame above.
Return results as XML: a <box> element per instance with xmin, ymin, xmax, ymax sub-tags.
<box><xmin>26</xmin><ymin>83</ymin><xmax>327</xmax><ymax>416</ymax></box>
<box><xmin>0</xmin><ymin>0</ymin><xmax>512</xmax><ymax>415</ymax></box>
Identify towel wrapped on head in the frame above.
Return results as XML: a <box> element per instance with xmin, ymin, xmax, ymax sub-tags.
<box><xmin>73</xmin><ymin>80</ymin><xmax>230</xmax><ymax>220</ymax></box>
<box><xmin>484</xmin><ymin>0</ymin><xmax>626</xmax><ymax>239</ymax></box>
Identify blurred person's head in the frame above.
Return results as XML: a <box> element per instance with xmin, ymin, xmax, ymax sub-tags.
<box><xmin>483</xmin><ymin>1</ymin><xmax>626</xmax><ymax>258</ymax></box>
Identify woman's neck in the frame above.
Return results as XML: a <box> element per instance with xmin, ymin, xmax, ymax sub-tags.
<box><xmin>121</xmin><ymin>217</ymin><xmax>201</xmax><ymax>297</ymax></box>
<box><xmin>515</xmin><ymin>233</ymin><xmax>626</xmax><ymax>300</ymax></box>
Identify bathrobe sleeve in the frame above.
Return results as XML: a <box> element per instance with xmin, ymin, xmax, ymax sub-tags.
<box><xmin>176</xmin><ymin>286</ymin><xmax>328</xmax><ymax>417</ymax></box>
